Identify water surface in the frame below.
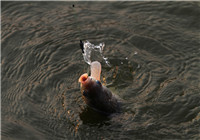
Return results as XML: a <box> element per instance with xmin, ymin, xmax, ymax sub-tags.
<box><xmin>1</xmin><ymin>1</ymin><xmax>200</xmax><ymax>140</ymax></box>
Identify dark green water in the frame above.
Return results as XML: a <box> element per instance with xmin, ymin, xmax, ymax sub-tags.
<box><xmin>1</xmin><ymin>1</ymin><xmax>200</xmax><ymax>140</ymax></box>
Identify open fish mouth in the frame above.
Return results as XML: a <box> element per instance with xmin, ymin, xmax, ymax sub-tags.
<box><xmin>79</xmin><ymin>73</ymin><xmax>88</xmax><ymax>84</ymax></box>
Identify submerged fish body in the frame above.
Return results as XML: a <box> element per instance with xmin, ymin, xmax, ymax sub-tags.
<box><xmin>79</xmin><ymin>61</ymin><xmax>120</xmax><ymax>114</ymax></box>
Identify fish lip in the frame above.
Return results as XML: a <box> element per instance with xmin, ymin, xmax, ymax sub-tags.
<box><xmin>79</xmin><ymin>73</ymin><xmax>89</xmax><ymax>84</ymax></box>
<box><xmin>79</xmin><ymin>73</ymin><xmax>98</xmax><ymax>84</ymax></box>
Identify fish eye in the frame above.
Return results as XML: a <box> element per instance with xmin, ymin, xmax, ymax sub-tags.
<box><xmin>96</xmin><ymin>80</ymin><xmax>102</xmax><ymax>86</ymax></box>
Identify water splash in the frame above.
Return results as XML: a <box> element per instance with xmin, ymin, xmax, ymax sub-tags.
<box><xmin>81</xmin><ymin>40</ymin><xmax>110</xmax><ymax>67</ymax></box>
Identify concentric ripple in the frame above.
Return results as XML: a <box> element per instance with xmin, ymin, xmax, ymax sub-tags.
<box><xmin>2</xmin><ymin>1</ymin><xmax>200</xmax><ymax>140</ymax></box>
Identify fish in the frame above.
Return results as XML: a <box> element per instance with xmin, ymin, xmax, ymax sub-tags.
<box><xmin>79</xmin><ymin>61</ymin><xmax>120</xmax><ymax>114</ymax></box>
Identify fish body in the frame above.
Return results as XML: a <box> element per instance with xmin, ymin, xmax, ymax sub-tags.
<box><xmin>79</xmin><ymin>61</ymin><xmax>120</xmax><ymax>114</ymax></box>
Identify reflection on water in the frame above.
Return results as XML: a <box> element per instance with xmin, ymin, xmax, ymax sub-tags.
<box><xmin>2</xmin><ymin>1</ymin><xmax>200</xmax><ymax>140</ymax></box>
<box><xmin>79</xmin><ymin>107</ymin><xmax>110</xmax><ymax>126</ymax></box>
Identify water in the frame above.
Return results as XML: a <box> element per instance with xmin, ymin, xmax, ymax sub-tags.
<box><xmin>81</xmin><ymin>40</ymin><xmax>110</xmax><ymax>66</ymax></box>
<box><xmin>1</xmin><ymin>1</ymin><xmax>200</xmax><ymax>140</ymax></box>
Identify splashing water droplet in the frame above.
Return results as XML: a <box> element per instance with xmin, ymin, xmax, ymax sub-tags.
<box><xmin>134</xmin><ymin>51</ymin><xmax>138</xmax><ymax>55</ymax></box>
<box><xmin>82</xmin><ymin>40</ymin><xmax>111</xmax><ymax>67</ymax></box>
<box><xmin>137</xmin><ymin>64</ymin><xmax>140</xmax><ymax>69</ymax></box>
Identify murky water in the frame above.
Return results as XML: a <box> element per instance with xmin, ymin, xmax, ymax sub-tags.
<box><xmin>1</xmin><ymin>1</ymin><xmax>200</xmax><ymax>140</ymax></box>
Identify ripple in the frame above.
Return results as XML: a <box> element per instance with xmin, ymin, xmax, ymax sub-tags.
<box><xmin>2</xmin><ymin>1</ymin><xmax>200</xmax><ymax>140</ymax></box>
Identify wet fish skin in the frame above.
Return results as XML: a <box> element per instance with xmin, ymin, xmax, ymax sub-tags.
<box><xmin>80</xmin><ymin>76</ymin><xmax>120</xmax><ymax>114</ymax></box>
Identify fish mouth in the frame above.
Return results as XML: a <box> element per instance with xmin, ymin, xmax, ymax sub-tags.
<box><xmin>79</xmin><ymin>73</ymin><xmax>89</xmax><ymax>84</ymax></box>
